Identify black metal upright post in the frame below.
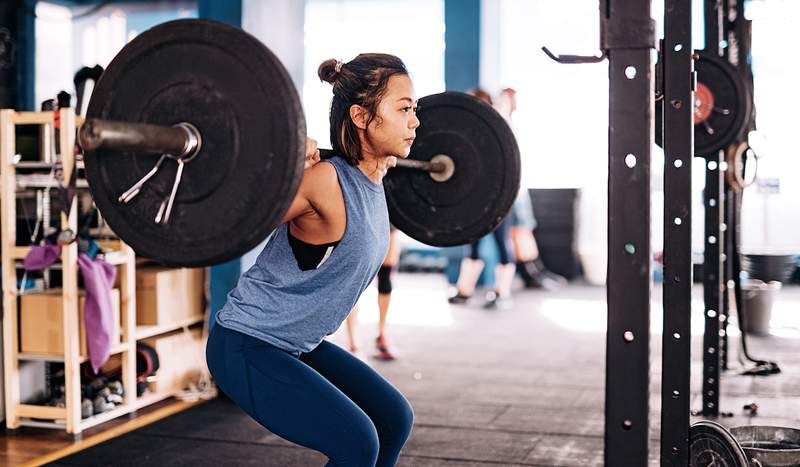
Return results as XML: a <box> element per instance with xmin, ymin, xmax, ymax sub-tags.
<box><xmin>702</xmin><ymin>156</ymin><xmax>723</xmax><ymax>416</ymax></box>
<box><xmin>701</xmin><ymin>0</ymin><xmax>724</xmax><ymax>416</ymax></box>
<box><xmin>660</xmin><ymin>0</ymin><xmax>693</xmax><ymax>463</ymax></box>
<box><xmin>722</xmin><ymin>183</ymin><xmax>733</xmax><ymax>372</ymax></box>
<box><xmin>719</xmin><ymin>0</ymin><xmax>739</xmax><ymax>372</ymax></box>
<box><xmin>604</xmin><ymin>0</ymin><xmax>655</xmax><ymax>465</ymax></box>
<box><xmin>720</xmin><ymin>0</ymin><xmax>749</xmax><ymax>373</ymax></box>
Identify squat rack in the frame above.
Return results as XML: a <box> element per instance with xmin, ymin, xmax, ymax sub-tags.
<box><xmin>546</xmin><ymin>0</ymin><xmax>768</xmax><ymax>465</ymax></box>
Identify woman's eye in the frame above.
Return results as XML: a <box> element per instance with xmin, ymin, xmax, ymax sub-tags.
<box><xmin>401</xmin><ymin>106</ymin><xmax>412</xmax><ymax>113</ymax></box>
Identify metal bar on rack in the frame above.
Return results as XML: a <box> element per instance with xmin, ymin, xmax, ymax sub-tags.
<box><xmin>659</xmin><ymin>0</ymin><xmax>694</xmax><ymax>462</ymax></box>
<box><xmin>604</xmin><ymin>0</ymin><xmax>655</xmax><ymax>464</ymax></box>
<box><xmin>700</xmin><ymin>0</ymin><xmax>724</xmax><ymax>417</ymax></box>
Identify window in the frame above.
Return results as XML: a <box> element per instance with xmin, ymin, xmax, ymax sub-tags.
<box><xmin>34</xmin><ymin>2</ymin><xmax>195</xmax><ymax>107</ymax></box>
<box><xmin>303</xmin><ymin>0</ymin><xmax>445</xmax><ymax>147</ymax></box>
<box><xmin>484</xmin><ymin>0</ymin><xmax>608</xmax><ymax>189</ymax></box>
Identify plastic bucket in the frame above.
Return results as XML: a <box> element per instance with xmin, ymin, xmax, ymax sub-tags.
<box><xmin>741</xmin><ymin>280</ymin><xmax>781</xmax><ymax>335</ymax></box>
<box><xmin>730</xmin><ymin>426</ymin><xmax>800</xmax><ymax>467</ymax></box>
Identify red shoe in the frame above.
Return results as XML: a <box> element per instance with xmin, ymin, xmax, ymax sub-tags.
<box><xmin>375</xmin><ymin>336</ymin><xmax>396</xmax><ymax>361</ymax></box>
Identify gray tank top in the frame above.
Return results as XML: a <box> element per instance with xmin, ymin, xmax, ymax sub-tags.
<box><xmin>215</xmin><ymin>155</ymin><xmax>390</xmax><ymax>355</ymax></box>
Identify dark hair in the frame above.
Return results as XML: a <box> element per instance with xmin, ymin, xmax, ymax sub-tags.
<box><xmin>468</xmin><ymin>88</ymin><xmax>493</xmax><ymax>106</ymax></box>
<box><xmin>318</xmin><ymin>54</ymin><xmax>408</xmax><ymax>165</ymax></box>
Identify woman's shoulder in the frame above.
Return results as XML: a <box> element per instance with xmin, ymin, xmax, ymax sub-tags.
<box><xmin>303</xmin><ymin>159</ymin><xmax>341</xmax><ymax>200</ymax></box>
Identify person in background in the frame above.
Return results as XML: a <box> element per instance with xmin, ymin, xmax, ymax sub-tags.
<box><xmin>448</xmin><ymin>88</ymin><xmax>517</xmax><ymax>309</ymax></box>
<box><xmin>496</xmin><ymin>88</ymin><xmax>566</xmax><ymax>290</ymax></box>
<box><xmin>345</xmin><ymin>227</ymin><xmax>401</xmax><ymax>360</ymax></box>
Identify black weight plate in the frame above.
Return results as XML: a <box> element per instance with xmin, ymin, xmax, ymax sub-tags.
<box><xmin>694</xmin><ymin>52</ymin><xmax>751</xmax><ymax>156</ymax></box>
<box><xmin>384</xmin><ymin>92</ymin><xmax>520</xmax><ymax>246</ymax></box>
<box><xmin>689</xmin><ymin>421</ymin><xmax>749</xmax><ymax>467</ymax></box>
<box><xmin>84</xmin><ymin>19</ymin><xmax>305</xmax><ymax>267</ymax></box>
<box><xmin>655</xmin><ymin>51</ymin><xmax>751</xmax><ymax>157</ymax></box>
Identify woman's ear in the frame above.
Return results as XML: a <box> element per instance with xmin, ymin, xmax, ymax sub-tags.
<box><xmin>349</xmin><ymin>104</ymin><xmax>369</xmax><ymax>130</ymax></box>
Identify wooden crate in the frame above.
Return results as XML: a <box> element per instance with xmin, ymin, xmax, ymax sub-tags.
<box><xmin>20</xmin><ymin>289</ymin><xmax>120</xmax><ymax>357</ymax></box>
<box><xmin>142</xmin><ymin>326</ymin><xmax>207</xmax><ymax>394</ymax></box>
<box><xmin>136</xmin><ymin>267</ymin><xmax>205</xmax><ymax>326</ymax></box>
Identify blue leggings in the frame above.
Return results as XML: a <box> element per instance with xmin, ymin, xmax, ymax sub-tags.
<box><xmin>469</xmin><ymin>216</ymin><xmax>513</xmax><ymax>265</ymax></box>
<box><xmin>206</xmin><ymin>324</ymin><xmax>414</xmax><ymax>467</ymax></box>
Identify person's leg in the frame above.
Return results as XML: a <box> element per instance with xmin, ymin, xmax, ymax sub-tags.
<box><xmin>528</xmin><ymin>230</ymin><xmax>567</xmax><ymax>285</ymax></box>
<box><xmin>375</xmin><ymin>265</ymin><xmax>396</xmax><ymax>360</ymax></box>
<box><xmin>494</xmin><ymin>263</ymin><xmax>516</xmax><ymax>298</ymax></box>
<box><xmin>206</xmin><ymin>325</ymin><xmax>379</xmax><ymax>466</ymax></box>
<box><xmin>301</xmin><ymin>340</ymin><xmax>414</xmax><ymax>467</ymax></box>
<box><xmin>510</xmin><ymin>226</ymin><xmax>539</xmax><ymax>262</ymax></box>
<box><xmin>345</xmin><ymin>306</ymin><xmax>359</xmax><ymax>353</ymax></box>
<box><xmin>495</xmin><ymin>219</ymin><xmax>515</xmax><ymax>298</ymax></box>
<box><xmin>485</xmin><ymin>219</ymin><xmax>515</xmax><ymax>308</ymax></box>
<box><xmin>458</xmin><ymin>257</ymin><xmax>484</xmax><ymax>293</ymax></box>
<box><xmin>377</xmin><ymin>290</ymin><xmax>390</xmax><ymax>337</ymax></box>
<box><xmin>375</xmin><ymin>230</ymin><xmax>400</xmax><ymax>358</ymax></box>
<box><xmin>510</xmin><ymin>193</ymin><xmax>567</xmax><ymax>288</ymax></box>
<box><xmin>512</xmin><ymin>226</ymin><xmax>542</xmax><ymax>287</ymax></box>
<box><xmin>449</xmin><ymin>242</ymin><xmax>485</xmax><ymax>303</ymax></box>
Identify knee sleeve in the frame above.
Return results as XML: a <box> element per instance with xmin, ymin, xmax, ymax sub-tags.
<box><xmin>469</xmin><ymin>242</ymin><xmax>480</xmax><ymax>260</ymax></box>
<box><xmin>377</xmin><ymin>265</ymin><xmax>393</xmax><ymax>294</ymax></box>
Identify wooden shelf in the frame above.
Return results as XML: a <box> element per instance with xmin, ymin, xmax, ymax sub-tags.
<box><xmin>16</xmin><ymin>398</ymin><xmax>134</xmax><ymax>425</ymax></box>
<box><xmin>18</xmin><ymin>342</ymin><xmax>131</xmax><ymax>364</ymax></box>
<box><xmin>11</xmin><ymin>246</ymin><xmax>29</xmax><ymax>260</ymax></box>
<box><xmin>79</xmin><ymin>343</ymin><xmax>131</xmax><ymax>364</ymax></box>
<box><xmin>14</xmin><ymin>160</ymin><xmax>85</xmax><ymax>170</ymax></box>
<box><xmin>8</xmin><ymin>113</ymin><xmax>83</xmax><ymax>126</ymax></box>
<box><xmin>104</xmin><ymin>249</ymin><xmax>135</xmax><ymax>265</ymax></box>
<box><xmin>2</xmin><ymin>109</ymin><xmax>139</xmax><ymax>436</ymax></box>
<box><xmin>17</xmin><ymin>404</ymin><xmax>67</xmax><ymax>420</ymax></box>
<box><xmin>15</xmin><ymin>173</ymin><xmax>89</xmax><ymax>189</ymax></box>
<box><xmin>12</xmin><ymin>111</ymin><xmax>54</xmax><ymax>125</ymax></box>
<box><xmin>11</xmin><ymin>245</ymin><xmax>133</xmax><ymax>265</ymax></box>
<box><xmin>18</xmin><ymin>418</ymin><xmax>66</xmax><ymax>429</ymax></box>
<box><xmin>134</xmin><ymin>390</ymin><xmax>176</xmax><ymax>410</ymax></box>
<box><xmin>17</xmin><ymin>353</ymin><xmax>67</xmax><ymax>363</ymax></box>
<box><xmin>79</xmin><ymin>404</ymin><xmax>136</xmax><ymax>431</ymax></box>
<box><xmin>136</xmin><ymin>316</ymin><xmax>204</xmax><ymax>340</ymax></box>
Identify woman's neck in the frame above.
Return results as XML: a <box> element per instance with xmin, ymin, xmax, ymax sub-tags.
<box><xmin>357</xmin><ymin>146</ymin><xmax>389</xmax><ymax>185</ymax></box>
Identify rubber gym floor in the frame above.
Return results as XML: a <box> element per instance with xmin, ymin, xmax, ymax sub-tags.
<box><xmin>46</xmin><ymin>273</ymin><xmax>800</xmax><ymax>466</ymax></box>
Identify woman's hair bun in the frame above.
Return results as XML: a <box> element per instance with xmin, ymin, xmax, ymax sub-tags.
<box><xmin>318</xmin><ymin>58</ymin><xmax>340</xmax><ymax>84</ymax></box>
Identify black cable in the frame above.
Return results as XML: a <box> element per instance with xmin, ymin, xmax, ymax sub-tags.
<box><xmin>731</xmin><ymin>187</ymin><xmax>780</xmax><ymax>375</ymax></box>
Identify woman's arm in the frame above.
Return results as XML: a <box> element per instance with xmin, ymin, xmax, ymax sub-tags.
<box><xmin>279</xmin><ymin>138</ymin><xmax>338</xmax><ymax>225</ymax></box>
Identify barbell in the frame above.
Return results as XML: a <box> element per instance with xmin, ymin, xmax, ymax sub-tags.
<box><xmin>78</xmin><ymin>19</ymin><xmax>520</xmax><ymax>267</ymax></box>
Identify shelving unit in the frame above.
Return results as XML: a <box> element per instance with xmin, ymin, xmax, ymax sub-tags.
<box><xmin>1</xmin><ymin>109</ymin><xmax>207</xmax><ymax>436</ymax></box>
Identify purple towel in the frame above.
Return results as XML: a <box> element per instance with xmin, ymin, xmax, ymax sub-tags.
<box><xmin>23</xmin><ymin>244</ymin><xmax>61</xmax><ymax>271</ymax></box>
<box><xmin>24</xmin><ymin>245</ymin><xmax>117</xmax><ymax>372</ymax></box>
<box><xmin>77</xmin><ymin>253</ymin><xmax>117</xmax><ymax>373</ymax></box>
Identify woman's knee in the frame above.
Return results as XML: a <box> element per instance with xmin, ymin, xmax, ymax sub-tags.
<box><xmin>335</xmin><ymin>415</ymin><xmax>380</xmax><ymax>466</ymax></box>
<box><xmin>362</xmin><ymin>421</ymin><xmax>381</xmax><ymax>465</ymax></box>
<box><xmin>381</xmin><ymin>393</ymin><xmax>414</xmax><ymax>443</ymax></box>
<box><xmin>395</xmin><ymin>396</ymin><xmax>415</xmax><ymax>440</ymax></box>
<box><xmin>205</xmin><ymin>328</ymin><xmax>225</xmax><ymax>384</ymax></box>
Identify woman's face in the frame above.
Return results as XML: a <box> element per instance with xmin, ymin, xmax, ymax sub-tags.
<box><xmin>365</xmin><ymin>74</ymin><xmax>420</xmax><ymax>158</ymax></box>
